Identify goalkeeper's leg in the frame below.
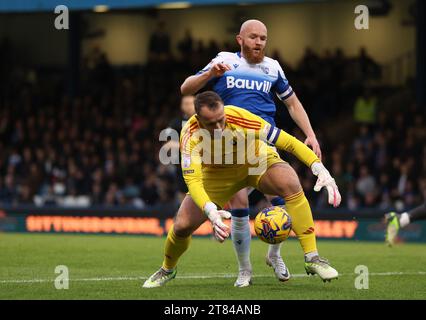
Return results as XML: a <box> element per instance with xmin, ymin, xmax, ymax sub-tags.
<box><xmin>257</xmin><ymin>163</ymin><xmax>338</xmax><ymax>282</ymax></box>
<box><xmin>143</xmin><ymin>195</ymin><xmax>206</xmax><ymax>288</ymax></box>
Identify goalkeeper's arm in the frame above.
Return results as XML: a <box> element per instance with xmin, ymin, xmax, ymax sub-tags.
<box><xmin>183</xmin><ymin>167</ymin><xmax>232</xmax><ymax>242</ymax></box>
<box><xmin>180</xmin><ymin>136</ymin><xmax>232</xmax><ymax>242</ymax></box>
<box><xmin>264</xmin><ymin>126</ymin><xmax>342</xmax><ymax>207</ymax></box>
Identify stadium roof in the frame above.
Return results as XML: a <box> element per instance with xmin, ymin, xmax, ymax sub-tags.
<box><xmin>0</xmin><ymin>0</ymin><xmax>323</xmax><ymax>13</ymax></box>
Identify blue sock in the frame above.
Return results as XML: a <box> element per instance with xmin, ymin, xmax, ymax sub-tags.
<box><xmin>231</xmin><ymin>208</ymin><xmax>250</xmax><ymax>217</ymax></box>
<box><xmin>271</xmin><ymin>196</ymin><xmax>285</xmax><ymax>206</ymax></box>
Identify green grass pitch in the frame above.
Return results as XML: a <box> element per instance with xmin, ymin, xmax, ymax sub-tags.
<box><xmin>0</xmin><ymin>233</ymin><xmax>425</xmax><ymax>300</ymax></box>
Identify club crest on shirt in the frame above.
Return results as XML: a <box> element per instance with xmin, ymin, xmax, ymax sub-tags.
<box><xmin>259</xmin><ymin>65</ymin><xmax>269</xmax><ymax>74</ymax></box>
<box><xmin>233</xmin><ymin>64</ymin><xmax>239</xmax><ymax>69</ymax></box>
<box><xmin>182</xmin><ymin>155</ymin><xmax>191</xmax><ymax>168</ymax></box>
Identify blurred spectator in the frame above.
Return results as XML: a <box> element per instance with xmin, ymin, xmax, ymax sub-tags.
<box><xmin>353</xmin><ymin>87</ymin><xmax>378</xmax><ymax>125</ymax></box>
<box><xmin>0</xmin><ymin>175</ymin><xmax>18</xmax><ymax>205</ymax></box>
<box><xmin>356</xmin><ymin>165</ymin><xmax>377</xmax><ymax>202</ymax></box>
<box><xmin>148</xmin><ymin>21</ymin><xmax>171</xmax><ymax>62</ymax></box>
<box><xmin>140</xmin><ymin>172</ymin><xmax>159</xmax><ymax>205</ymax></box>
<box><xmin>357</xmin><ymin>47</ymin><xmax>381</xmax><ymax>80</ymax></box>
<box><xmin>178</xmin><ymin>29</ymin><xmax>194</xmax><ymax>60</ymax></box>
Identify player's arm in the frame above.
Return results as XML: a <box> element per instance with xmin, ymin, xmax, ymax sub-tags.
<box><xmin>180</xmin><ymin>54</ymin><xmax>231</xmax><ymax>95</ymax></box>
<box><xmin>181</xmin><ymin>73</ymin><xmax>214</xmax><ymax>95</ymax></box>
<box><xmin>274</xmin><ymin>62</ymin><xmax>322</xmax><ymax>159</ymax></box>
<box><xmin>227</xmin><ymin>107</ymin><xmax>319</xmax><ymax>167</ymax></box>
<box><xmin>180</xmin><ymin>130</ymin><xmax>210</xmax><ymax>210</ymax></box>
<box><xmin>282</xmin><ymin>94</ymin><xmax>314</xmax><ymax>139</ymax></box>
<box><xmin>270</xmin><ymin>127</ymin><xmax>341</xmax><ymax>207</ymax></box>
<box><xmin>283</xmin><ymin>93</ymin><xmax>321</xmax><ymax>158</ymax></box>
<box><xmin>180</xmin><ymin>127</ymin><xmax>231</xmax><ymax>241</ymax></box>
<box><xmin>254</xmin><ymin>114</ymin><xmax>341</xmax><ymax>207</ymax></box>
<box><xmin>265</xmin><ymin>124</ymin><xmax>320</xmax><ymax>168</ymax></box>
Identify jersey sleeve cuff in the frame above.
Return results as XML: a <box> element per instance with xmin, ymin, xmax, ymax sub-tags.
<box><xmin>203</xmin><ymin>202</ymin><xmax>217</xmax><ymax>216</ymax></box>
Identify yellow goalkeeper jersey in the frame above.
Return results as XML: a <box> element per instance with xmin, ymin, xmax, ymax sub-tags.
<box><xmin>180</xmin><ymin>105</ymin><xmax>319</xmax><ymax>210</ymax></box>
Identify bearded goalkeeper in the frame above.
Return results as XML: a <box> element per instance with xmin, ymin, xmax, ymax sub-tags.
<box><xmin>143</xmin><ymin>91</ymin><xmax>341</xmax><ymax>288</ymax></box>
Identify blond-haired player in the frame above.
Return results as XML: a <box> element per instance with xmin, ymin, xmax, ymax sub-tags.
<box><xmin>143</xmin><ymin>91</ymin><xmax>341</xmax><ymax>288</ymax></box>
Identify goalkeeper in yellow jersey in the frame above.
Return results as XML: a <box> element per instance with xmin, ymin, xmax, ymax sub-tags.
<box><xmin>143</xmin><ymin>91</ymin><xmax>341</xmax><ymax>288</ymax></box>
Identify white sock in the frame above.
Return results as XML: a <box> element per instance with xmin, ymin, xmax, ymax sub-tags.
<box><xmin>304</xmin><ymin>251</ymin><xmax>319</xmax><ymax>262</ymax></box>
<box><xmin>231</xmin><ymin>216</ymin><xmax>252</xmax><ymax>271</ymax></box>
<box><xmin>399</xmin><ymin>212</ymin><xmax>410</xmax><ymax>228</ymax></box>
<box><xmin>268</xmin><ymin>243</ymin><xmax>282</xmax><ymax>257</ymax></box>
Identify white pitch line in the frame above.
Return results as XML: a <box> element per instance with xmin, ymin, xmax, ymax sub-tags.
<box><xmin>1</xmin><ymin>271</ymin><xmax>426</xmax><ymax>285</ymax></box>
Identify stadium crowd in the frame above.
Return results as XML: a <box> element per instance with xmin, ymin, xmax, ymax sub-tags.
<box><xmin>289</xmin><ymin>105</ymin><xmax>426</xmax><ymax>211</ymax></box>
<box><xmin>0</xmin><ymin>31</ymin><xmax>424</xmax><ymax>211</ymax></box>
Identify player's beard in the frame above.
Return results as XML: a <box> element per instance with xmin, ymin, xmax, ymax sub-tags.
<box><xmin>242</xmin><ymin>42</ymin><xmax>265</xmax><ymax>64</ymax></box>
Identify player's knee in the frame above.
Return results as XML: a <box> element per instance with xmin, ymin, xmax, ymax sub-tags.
<box><xmin>173</xmin><ymin>220</ymin><xmax>195</xmax><ymax>238</ymax></box>
<box><xmin>230</xmin><ymin>198</ymin><xmax>248</xmax><ymax>208</ymax></box>
<box><xmin>277</xmin><ymin>177</ymin><xmax>302</xmax><ymax>198</ymax></box>
<box><xmin>288</xmin><ymin>178</ymin><xmax>302</xmax><ymax>194</ymax></box>
<box><xmin>229</xmin><ymin>192</ymin><xmax>249</xmax><ymax>208</ymax></box>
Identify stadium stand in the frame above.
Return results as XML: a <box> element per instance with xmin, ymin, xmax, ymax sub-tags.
<box><xmin>0</xmin><ymin>34</ymin><xmax>424</xmax><ymax>210</ymax></box>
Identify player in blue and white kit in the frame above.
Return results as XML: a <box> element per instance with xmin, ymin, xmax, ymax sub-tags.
<box><xmin>191</xmin><ymin>49</ymin><xmax>293</xmax><ymax>128</ymax></box>
<box><xmin>181</xmin><ymin>20</ymin><xmax>333</xmax><ymax>287</ymax></box>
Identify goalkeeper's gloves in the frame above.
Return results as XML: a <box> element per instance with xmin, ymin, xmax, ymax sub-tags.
<box><xmin>311</xmin><ymin>162</ymin><xmax>342</xmax><ymax>208</ymax></box>
<box><xmin>203</xmin><ymin>202</ymin><xmax>232</xmax><ymax>243</ymax></box>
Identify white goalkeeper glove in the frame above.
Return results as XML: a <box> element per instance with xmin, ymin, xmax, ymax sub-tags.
<box><xmin>203</xmin><ymin>202</ymin><xmax>232</xmax><ymax>243</ymax></box>
<box><xmin>311</xmin><ymin>162</ymin><xmax>342</xmax><ymax>208</ymax></box>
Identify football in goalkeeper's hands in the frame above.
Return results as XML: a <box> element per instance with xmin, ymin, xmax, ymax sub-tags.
<box><xmin>254</xmin><ymin>206</ymin><xmax>292</xmax><ymax>244</ymax></box>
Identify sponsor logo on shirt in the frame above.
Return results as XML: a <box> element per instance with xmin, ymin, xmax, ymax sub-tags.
<box><xmin>226</xmin><ymin>76</ymin><xmax>272</xmax><ymax>93</ymax></box>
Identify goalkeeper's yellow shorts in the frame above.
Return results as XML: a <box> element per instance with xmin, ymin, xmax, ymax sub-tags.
<box><xmin>195</xmin><ymin>146</ymin><xmax>285</xmax><ymax>208</ymax></box>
